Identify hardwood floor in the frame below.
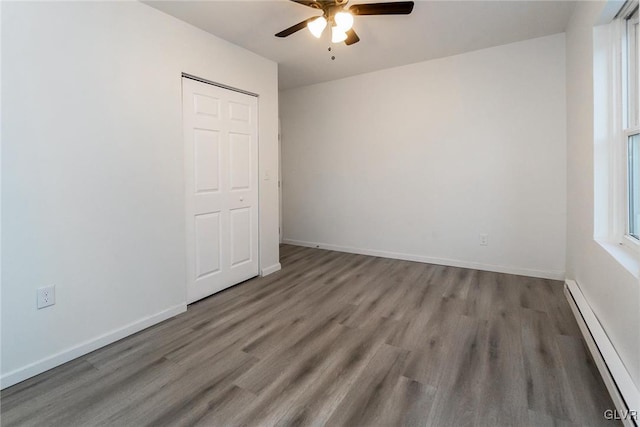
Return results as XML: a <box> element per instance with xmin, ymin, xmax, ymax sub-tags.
<box><xmin>1</xmin><ymin>245</ymin><xmax>618</xmax><ymax>426</ymax></box>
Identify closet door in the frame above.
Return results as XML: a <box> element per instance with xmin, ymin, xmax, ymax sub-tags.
<box><xmin>182</xmin><ymin>77</ymin><xmax>259</xmax><ymax>303</ymax></box>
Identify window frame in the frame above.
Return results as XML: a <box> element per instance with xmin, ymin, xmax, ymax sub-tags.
<box><xmin>624</xmin><ymin>130</ymin><xmax>639</xmax><ymax>246</ymax></box>
<box><xmin>617</xmin><ymin>2</ymin><xmax>640</xmax><ymax>252</ymax></box>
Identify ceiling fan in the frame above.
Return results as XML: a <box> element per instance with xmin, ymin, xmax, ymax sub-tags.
<box><xmin>275</xmin><ymin>0</ymin><xmax>414</xmax><ymax>46</ymax></box>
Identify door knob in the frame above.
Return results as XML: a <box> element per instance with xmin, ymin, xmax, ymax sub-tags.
<box><xmin>240</xmin><ymin>197</ymin><xmax>244</xmax><ymax>202</ymax></box>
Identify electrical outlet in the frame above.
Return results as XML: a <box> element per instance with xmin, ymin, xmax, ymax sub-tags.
<box><xmin>479</xmin><ymin>234</ymin><xmax>489</xmax><ymax>246</ymax></box>
<box><xmin>37</xmin><ymin>285</ymin><xmax>55</xmax><ymax>309</ymax></box>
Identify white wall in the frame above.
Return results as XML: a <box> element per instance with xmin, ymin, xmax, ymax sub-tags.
<box><xmin>280</xmin><ymin>34</ymin><xmax>567</xmax><ymax>279</ymax></box>
<box><xmin>1</xmin><ymin>1</ymin><xmax>279</xmax><ymax>387</ymax></box>
<box><xmin>565</xmin><ymin>1</ymin><xmax>640</xmax><ymax>393</ymax></box>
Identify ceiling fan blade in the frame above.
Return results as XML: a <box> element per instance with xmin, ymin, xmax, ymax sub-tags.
<box><xmin>345</xmin><ymin>29</ymin><xmax>360</xmax><ymax>45</ymax></box>
<box><xmin>290</xmin><ymin>0</ymin><xmax>322</xmax><ymax>9</ymax></box>
<box><xmin>349</xmin><ymin>1</ymin><xmax>414</xmax><ymax>16</ymax></box>
<box><xmin>275</xmin><ymin>17</ymin><xmax>317</xmax><ymax>37</ymax></box>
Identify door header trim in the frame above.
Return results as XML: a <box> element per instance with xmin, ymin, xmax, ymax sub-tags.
<box><xmin>182</xmin><ymin>73</ymin><xmax>258</xmax><ymax>98</ymax></box>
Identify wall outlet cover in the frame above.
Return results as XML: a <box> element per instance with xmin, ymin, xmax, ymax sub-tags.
<box><xmin>37</xmin><ymin>285</ymin><xmax>56</xmax><ymax>309</ymax></box>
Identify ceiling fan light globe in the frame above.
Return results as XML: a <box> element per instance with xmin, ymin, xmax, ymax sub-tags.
<box><xmin>307</xmin><ymin>16</ymin><xmax>327</xmax><ymax>38</ymax></box>
<box><xmin>331</xmin><ymin>25</ymin><xmax>348</xmax><ymax>43</ymax></box>
<box><xmin>334</xmin><ymin>11</ymin><xmax>354</xmax><ymax>32</ymax></box>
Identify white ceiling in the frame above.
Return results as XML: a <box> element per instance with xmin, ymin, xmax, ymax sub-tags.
<box><xmin>145</xmin><ymin>0</ymin><xmax>576</xmax><ymax>90</ymax></box>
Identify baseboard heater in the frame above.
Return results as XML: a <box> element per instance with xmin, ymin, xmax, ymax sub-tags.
<box><xmin>564</xmin><ymin>280</ymin><xmax>639</xmax><ymax>427</ymax></box>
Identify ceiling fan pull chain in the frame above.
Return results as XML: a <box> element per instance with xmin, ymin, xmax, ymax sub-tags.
<box><xmin>328</xmin><ymin>46</ymin><xmax>336</xmax><ymax>60</ymax></box>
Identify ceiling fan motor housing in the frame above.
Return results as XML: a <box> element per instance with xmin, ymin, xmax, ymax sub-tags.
<box><xmin>275</xmin><ymin>0</ymin><xmax>415</xmax><ymax>46</ymax></box>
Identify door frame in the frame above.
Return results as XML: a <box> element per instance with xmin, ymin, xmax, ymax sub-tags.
<box><xmin>181</xmin><ymin>73</ymin><xmax>261</xmax><ymax>303</ymax></box>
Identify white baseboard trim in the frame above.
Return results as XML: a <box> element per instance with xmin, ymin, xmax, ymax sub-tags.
<box><xmin>281</xmin><ymin>239</ymin><xmax>564</xmax><ymax>280</ymax></box>
<box><xmin>261</xmin><ymin>263</ymin><xmax>282</xmax><ymax>276</ymax></box>
<box><xmin>564</xmin><ymin>280</ymin><xmax>639</xmax><ymax>427</ymax></box>
<box><xmin>0</xmin><ymin>303</ymin><xmax>187</xmax><ymax>390</ymax></box>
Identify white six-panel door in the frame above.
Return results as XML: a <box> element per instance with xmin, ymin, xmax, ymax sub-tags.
<box><xmin>182</xmin><ymin>77</ymin><xmax>259</xmax><ymax>303</ymax></box>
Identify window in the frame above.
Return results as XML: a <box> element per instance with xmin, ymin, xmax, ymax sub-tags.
<box><xmin>593</xmin><ymin>0</ymin><xmax>640</xmax><ymax>267</ymax></box>
<box><xmin>622</xmin><ymin>3</ymin><xmax>639</xmax><ymax>246</ymax></box>
<box><xmin>630</xmin><ymin>134</ymin><xmax>639</xmax><ymax>238</ymax></box>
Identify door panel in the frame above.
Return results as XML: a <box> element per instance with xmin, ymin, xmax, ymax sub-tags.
<box><xmin>194</xmin><ymin>93</ymin><xmax>220</xmax><ymax>117</ymax></box>
<box><xmin>195</xmin><ymin>212</ymin><xmax>221</xmax><ymax>278</ymax></box>
<box><xmin>230</xmin><ymin>207</ymin><xmax>252</xmax><ymax>266</ymax></box>
<box><xmin>194</xmin><ymin>129</ymin><xmax>220</xmax><ymax>193</ymax></box>
<box><xmin>229</xmin><ymin>133</ymin><xmax>252</xmax><ymax>191</ymax></box>
<box><xmin>229</xmin><ymin>101</ymin><xmax>251</xmax><ymax>123</ymax></box>
<box><xmin>183</xmin><ymin>77</ymin><xmax>259</xmax><ymax>303</ymax></box>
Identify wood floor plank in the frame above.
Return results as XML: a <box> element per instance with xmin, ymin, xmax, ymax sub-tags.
<box><xmin>527</xmin><ymin>409</ymin><xmax>584</xmax><ymax>427</ymax></box>
<box><xmin>0</xmin><ymin>358</ymin><xmax>97</xmax><ymax>410</ymax></box>
<box><xmin>324</xmin><ymin>343</ymin><xmax>410</xmax><ymax>426</ymax></box>
<box><xmin>377</xmin><ymin>376</ymin><xmax>437</xmax><ymax>427</ymax></box>
<box><xmin>400</xmin><ymin>313</ymin><xmax>468</xmax><ymax>387</ymax></box>
<box><xmin>358</xmin><ymin>260</ymin><xmax>427</xmax><ymax>323</ymax></box>
<box><xmin>118</xmin><ymin>349</ymin><xmax>258</xmax><ymax>426</ymax></box>
<box><xmin>233</xmin><ymin>318</ymin><xmax>347</xmax><ymax>395</ymax></box>
<box><xmin>542</xmin><ymin>283</ymin><xmax>583</xmax><ymax>338</ymax></box>
<box><xmin>0</xmin><ymin>245</ymin><xmax>618</xmax><ymax>426</ymax></box>
<box><xmin>191</xmin><ymin>385</ymin><xmax>257</xmax><ymax>427</ymax></box>
<box><xmin>521</xmin><ymin>308</ymin><xmax>580</xmax><ymax>423</ymax></box>
<box><xmin>230</xmin><ymin>323</ymin><xmax>360</xmax><ymax>426</ymax></box>
<box><xmin>461</xmin><ymin>269</ymin><xmax>500</xmax><ymax>319</ymax></box>
<box><xmin>424</xmin><ymin>315</ymin><xmax>487</xmax><ymax>427</ymax></box>
<box><xmin>273</xmin><ymin>320</ymin><xmax>398</xmax><ymax>427</ymax></box>
<box><xmin>556</xmin><ymin>334</ymin><xmax>620</xmax><ymax>426</ymax></box>
<box><xmin>387</xmin><ymin>282</ymin><xmax>464</xmax><ymax>353</ymax></box>
<box><xmin>0</xmin><ymin>358</ymin><xmax>101</xmax><ymax>426</ymax></box>
<box><xmin>23</xmin><ymin>357</ymin><xmax>177</xmax><ymax>426</ymax></box>
<box><xmin>393</xmin><ymin>263</ymin><xmax>439</xmax><ymax>316</ymax></box>
<box><xmin>473</xmin><ymin>310</ymin><xmax>529</xmax><ymax>427</ymax></box>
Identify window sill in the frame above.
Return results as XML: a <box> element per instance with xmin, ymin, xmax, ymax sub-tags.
<box><xmin>596</xmin><ymin>239</ymin><xmax>640</xmax><ymax>279</ymax></box>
